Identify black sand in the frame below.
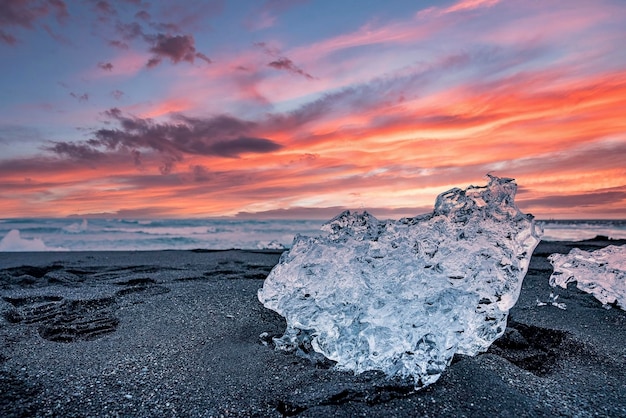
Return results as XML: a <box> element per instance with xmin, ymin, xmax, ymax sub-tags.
<box><xmin>1</xmin><ymin>239</ymin><xmax>625</xmax><ymax>417</ymax></box>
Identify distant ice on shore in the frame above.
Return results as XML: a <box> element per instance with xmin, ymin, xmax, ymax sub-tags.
<box><xmin>550</xmin><ymin>245</ymin><xmax>626</xmax><ymax>310</ymax></box>
<box><xmin>538</xmin><ymin>220</ymin><xmax>626</xmax><ymax>241</ymax></box>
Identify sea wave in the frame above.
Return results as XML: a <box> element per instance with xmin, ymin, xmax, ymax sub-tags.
<box><xmin>0</xmin><ymin>218</ymin><xmax>323</xmax><ymax>251</ymax></box>
<box><xmin>1</xmin><ymin>218</ymin><xmax>624</xmax><ymax>252</ymax></box>
<box><xmin>0</xmin><ymin>229</ymin><xmax>67</xmax><ymax>252</ymax></box>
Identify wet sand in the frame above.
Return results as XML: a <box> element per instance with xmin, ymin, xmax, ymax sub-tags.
<box><xmin>1</xmin><ymin>239</ymin><xmax>625</xmax><ymax>417</ymax></box>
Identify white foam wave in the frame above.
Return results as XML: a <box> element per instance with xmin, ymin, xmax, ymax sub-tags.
<box><xmin>105</xmin><ymin>226</ymin><xmax>212</xmax><ymax>235</ymax></box>
<box><xmin>0</xmin><ymin>229</ymin><xmax>66</xmax><ymax>252</ymax></box>
<box><xmin>63</xmin><ymin>219</ymin><xmax>88</xmax><ymax>233</ymax></box>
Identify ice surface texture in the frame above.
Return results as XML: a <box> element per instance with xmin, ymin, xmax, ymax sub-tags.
<box><xmin>258</xmin><ymin>176</ymin><xmax>541</xmax><ymax>388</ymax></box>
<box><xmin>549</xmin><ymin>245</ymin><xmax>626</xmax><ymax>309</ymax></box>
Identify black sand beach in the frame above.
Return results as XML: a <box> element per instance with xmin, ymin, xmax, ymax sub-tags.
<box><xmin>1</xmin><ymin>239</ymin><xmax>625</xmax><ymax>417</ymax></box>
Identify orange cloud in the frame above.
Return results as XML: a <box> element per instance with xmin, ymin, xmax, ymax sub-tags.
<box><xmin>136</xmin><ymin>98</ymin><xmax>194</xmax><ymax>119</ymax></box>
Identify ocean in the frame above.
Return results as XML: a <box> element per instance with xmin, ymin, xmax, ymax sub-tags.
<box><xmin>0</xmin><ymin>218</ymin><xmax>625</xmax><ymax>252</ymax></box>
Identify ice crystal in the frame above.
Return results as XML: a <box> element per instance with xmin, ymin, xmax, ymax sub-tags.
<box><xmin>258</xmin><ymin>175</ymin><xmax>541</xmax><ymax>388</ymax></box>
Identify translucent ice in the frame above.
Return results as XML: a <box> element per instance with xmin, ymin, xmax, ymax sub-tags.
<box><xmin>549</xmin><ymin>245</ymin><xmax>626</xmax><ymax>309</ymax></box>
<box><xmin>258</xmin><ymin>175</ymin><xmax>541</xmax><ymax>388</ymax></box>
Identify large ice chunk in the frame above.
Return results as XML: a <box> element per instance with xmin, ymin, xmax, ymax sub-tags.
<box><xmin>258</xmin><ymin>175</ymin><xmax>541</xmax><ymax>388</ymax></box>
<box><xmin>549</xmin><ymin>245</ymin><xmax>626</xmax><ymax>309</ymax></box>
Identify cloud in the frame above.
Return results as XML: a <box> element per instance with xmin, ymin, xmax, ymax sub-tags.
<box><xmin>0</xmin><ymin>0</ymin><xmax>68</xmax><ymax>44</ymax></box>
<box><xmin>108</xmin><ymin>39</ymin><xmax>129</xmax><ymax>49</ymax></box>
<box><xmin>234</xmin><ymin>205</ymin><xmax>431</xmax><ymax>220</ymax></box>
<box><xmin>135</xmin><ymin>10</ymin><xmax>150</xmax><ymax>21</ymax></box>
<box><xmin>0</xmin><ymin>0</ymin><xmax>68</xmax><ymax>26</ymax></box>
<box><xmin>43</xmin><ymin>141</ymin><xmax>105</xmax><ymax>161</ymax></box>
<box><xmin>244</xmin><ymin>0</ymin><xmax>308</xmax><ymax>30</ymax></box>
<box><xmin>111</xmin><ymin>89</ymin><xmax>124</xmax><ymax>100</ymax></box>
<box><xmin>146</xmin><ymin>33</ymin><xmax>211</xmax><ymax>67</ymax></box>
<box><xmin>254</xmin><ymin>41</ymin><xmax>315</xmax><ymax>79</ymax></box>
<box><xmin>103</xmin><ymin>4</ymin><xmax>214</xmax><ymax>68</ymax></box>
<box><xmin>114</xmin><ymin>21</ymin><xmax>144</xmax><ymax>41</ymax></box>
<box><xmin>268</xmin><ymin>57</ymin><xmax>314</xmax><ymax>79</ymax></box>
<box><xmin>207</xmin><ymin>137</ymin><xmax>283</xmax><ymax>158</ymax></box>
<box><xmin>189</xmin><ymin>164</ymin><xmax>212</xmax><ymax>182</ymax></box>
<box><xmin>43</xmin><ymin>110</ymin><xmax>283</xmax><ymax>173</ymax></box>
<box><xmin>70</xmin><ymin>92</ymin><xmax>89</xmax><ymax>102</ymax></box>
<box><xmin>98</xmin><ymin>61</ymin><xmax>114</xmax><ymax>71</ymax></box>
<box><xmin>417</xmin><ymin>0</ymin><xmax>500</xmax><ymax>18</ymax></box>
<box><xmin>93</xmin><ymin>0</ymin><xmax>117</xmax><ymax>21</ymax></box>
<box><xmin>442</xmin><ymin>0</ymin><xmax>500</xmax><ymax>14</ymax></box>
<box><xmin>260</xmin><ymin>59</ymin><xmax>449</xmax><ymax>134</ymax></box>
<box><xmin>67</xmin><ymin>206</ymin><xmax>179</xmax><ymax>219</ymax></box>
<box><xmin>520</xmin><ymin>189</ymin><xmax>626</xmax><ymax>209</ymax></box>
<box><xmin>111</xmin><ymin>20</ymin><xmax>212</xmax><ymax>67</ymax></box>
<box><xmin>195</xmin><ymin>52</ymin><xmax>212</xmax><ymax>64</ymax></box>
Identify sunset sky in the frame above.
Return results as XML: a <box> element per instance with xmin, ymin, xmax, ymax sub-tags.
<box><xmin>1</xmin><ymin>0</ymin><xmax>625</xmax><ymax>220</ymax></box>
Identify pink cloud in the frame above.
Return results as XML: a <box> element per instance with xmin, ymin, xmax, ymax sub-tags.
<box><xmin>441</xmin><ymin>0</ymin><xmax>500</xmax><ymax>14</ymax></box>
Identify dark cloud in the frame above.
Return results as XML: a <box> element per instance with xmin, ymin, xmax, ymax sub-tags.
<box><xmin>70</xmin><ymin>92</ymin><xmax>89</xmax><ymax>102</ymax></box>
<box><xmin>66</xmin><ymin>206</ymin><xmax>178</xmax><ymax>219</ymax></box>
<box><xmin>254</xmin><ymin>41</ymin><xmax>314</xmax><ymax>79</ymax></box>
<box><xmin>42</xmin><ymin>21</ymin><xmax>72</xmax><ymax>45</ymax></box>
<box><xmin>0</xmin><ymin>0</ymin><xmax>68</xmax><ymax>44</ymax></box>
<box><xmin>195</xmin><ymin>52</ymin><xmax>212</xmax><ymax>64</ymax></box>
<box><xmin>134</xmin><ymin>10</ymin><xmax>150</xmax><ymax>21</ymax></box>
<box><xmin>207</xmin><ymin>137</ymin><xmax>282</xmax><ymax>158</ymax></box>
<box><xmin>521</xmin><ymin>190</ymin><xmax>626</xmax><ymax>209</ymax></box>
<box><xmin>44</xmin><ymin>141</ymin><xmax>105</xmax><ymax>161</ymax></box>
<box><xmin>190</xmin><ymin>164</ymin><xmax>212</xmax><ymax>182</ymax></box>
<box><xmin>268</xmin><ymin>57</ymin><xmax>314</xmax><ymax>79</ymax></box>
<box><xmin>235</xmin><ymin>205</ymin><xmax>432</xmax><ymax>220</ymax></box>
<box><xmin>0</xmin><ymin>0</ymin><xmax>68</xmax><ymax>26</ymax></box>
<box><xmin>149</xmin><ymin>21</ymin><xmax>181</xmax><ymax>33</ymax></box>
<box><xmin>110</xmin><ymin>20</ymin><xmax>211</xmax><ymax>67</ymax></box>
<box><xmin>93</xmin><ymin>0</ymin><xmax>116</xmax><ymax>21</ymax></box>
<box><xmin>111</xmin><ymin>89</ymin><xmax>124</xmax><ymax>100</ymax></box>
<box><xmin>253</xmin><ymin>41</ymin><xmax>279</xmax><ymax>56</ymax></box>
<box><xmin>45</xmin><ymin>110</ymin><xmax>283</xmax><ymax>172</ymax></box>
<box><xmin>108</xmin><ymin>39</ymin><xmax>128</xmax><ymax>49</ymax></box>
<box><xmin>98</xmin><ymin>61</ymin><xmax>114</xmax><ymax>71</ymax></box>
<box><xmin>145</xmin><ymin>33</ymin><xmax>211</xmax><ymax>68</ymax></box>
<box><xmin>236</xmin><ymin>206</ymin><xmax>347</xmax><ymax>219</ymax></box>
<box><xmin>115</xmin><ymin>21</ymin><xmax>144</xmax><ymax>41</ymax></box>
<box><xmin>105</xmin><ymin>5</ymin><xmax>213</xmax><ymax>68</ymax></box>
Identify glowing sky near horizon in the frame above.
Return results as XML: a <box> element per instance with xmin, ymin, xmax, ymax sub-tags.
<box><xmin>1</xmin><ymin>0</ymin><xmax>625</xmax><ymax>219</ymax></box>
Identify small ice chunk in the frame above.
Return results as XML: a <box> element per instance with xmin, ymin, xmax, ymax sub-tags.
<box><xmin>536</xmin><ymin>292</ymin><xmax>567</xmax><ymax>310</ymax></box>
<box><xmin>258</xmin><ymin>175</ymin><xmax>541</xmax><ymax>388</ymax></box>
<box><xmin>257</xmin><ymin>240</ymin><xmax>286</xmax><ymax>250</ymax></box>
<box><xmin>549</xmin><ymin>245</ymin><xmax>626</xmax><ymax>309</ymax></box>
